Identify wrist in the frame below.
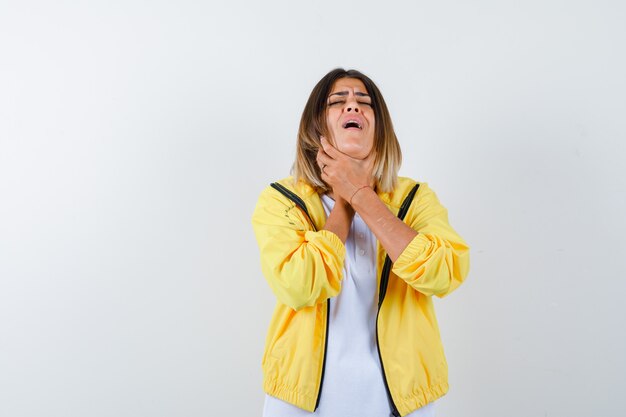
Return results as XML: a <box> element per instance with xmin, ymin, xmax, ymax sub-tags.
<box><xmin>349</xmin><ymin>185</ymin><xmax>372</xmax><ymax>206</ymax></box>
<box><xmin>350</xmin><ymin>185</ymin><xmax>375</xmax><ymax>209</ymax></box>
<box><xmin>332</xmin><ymin>195</ymin><xmax>354</xmax><ymax>213</ymax></box>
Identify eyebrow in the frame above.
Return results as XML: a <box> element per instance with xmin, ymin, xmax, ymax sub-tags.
<box><xmin>328</xmin><ymin>91</ymin><xmax>371</xmax><ymax>98</ymax></box>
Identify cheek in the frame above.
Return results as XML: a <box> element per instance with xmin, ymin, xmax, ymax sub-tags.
<box><xmin>326</xmin><ymin>112</ymin><xmax>339</xmax><ymax>131</ymax></box>
<box><xmin>326</xmin><ymin>114</ymin><xmax>343</xmax><ymax>143</ymax></box>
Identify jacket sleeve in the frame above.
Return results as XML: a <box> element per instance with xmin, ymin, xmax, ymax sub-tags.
<box><xmin>251</xmin><ymin>186</ymin><xmax>346</xmax><ymax>311</ymax></box>
<box><xmin>391</xmin><ymin>182</ymin><xmax>470</xmax><ymax>298</ymax></box>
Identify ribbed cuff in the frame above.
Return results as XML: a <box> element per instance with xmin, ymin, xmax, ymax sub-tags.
<box><xmin>304</xmin><ymin>229</ymin><xmax>346</xmax><ymax>259</ymax></box>
<box><xmin>392</xmin><ymin>233</ymin><xmax>432</xmax><ymax>274</ymax></box>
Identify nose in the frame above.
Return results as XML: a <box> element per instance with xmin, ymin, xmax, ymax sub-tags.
<box><xmin>344</xmin><ymin>95</ymin><xmax>360</xmax><ymax>113</ymax></box>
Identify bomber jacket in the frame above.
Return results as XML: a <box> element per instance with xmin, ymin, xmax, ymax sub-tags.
<box><xmin>251</xmin><ymin>176</ymin><xmax>470</xmax><ymax>417</ymax></box>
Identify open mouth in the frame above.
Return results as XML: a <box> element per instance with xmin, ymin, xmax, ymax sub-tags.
<box><xmin>342</xmin><ymin>120</ymin><xmax>363</xmax><ymax>129</ymax></box>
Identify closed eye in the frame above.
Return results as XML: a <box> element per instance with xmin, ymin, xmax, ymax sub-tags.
<box><xmin>328</xmin><ymin>101</ymin><xmax>371</xmax><ymax>106</ymax></box>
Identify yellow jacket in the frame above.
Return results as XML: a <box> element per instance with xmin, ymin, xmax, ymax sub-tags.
<box><xmin>251</xmin><ymin>176</ymin><xmax>470</xmax><ymax>416</ymax></box>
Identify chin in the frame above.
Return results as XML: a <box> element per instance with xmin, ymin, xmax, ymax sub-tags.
<box><xmin>337</xmin><ymin>141</ymin><xmax>371</xmax><ymax>160</ymax></box>
<box><xmin>343</xmin><ymin>149</ymin><xmax>368</xmax><ymax>159</ymax></box>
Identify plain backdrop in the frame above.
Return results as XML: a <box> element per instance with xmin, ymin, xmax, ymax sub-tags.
<box><xmin>1</xmin><ymin>1</ymin><xmax>625</xmax><ymax>416</ymax></box>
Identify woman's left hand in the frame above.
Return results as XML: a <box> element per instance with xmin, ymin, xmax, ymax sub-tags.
<box><xmin>317</xmin><ymin>137</ymin><xmax>376</xmax><ymax>203</ymax></box>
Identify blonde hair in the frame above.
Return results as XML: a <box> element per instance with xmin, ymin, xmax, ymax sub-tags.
<box><xmin>291</xmin><ymin>68</ymin><xmax>402</xmax><ymax>194</ymax></box>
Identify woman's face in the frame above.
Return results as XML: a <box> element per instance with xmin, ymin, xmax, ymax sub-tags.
<box><xmin>325</xmin><ymin>78</ymin><xmax>375</xmax><ymax>160</ymax></box>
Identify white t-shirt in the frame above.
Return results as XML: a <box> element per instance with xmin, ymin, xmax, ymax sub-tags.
<box><xmin>263</xmin><ymin>194</ymin><xmax>436</xmax><ymax>417</ymax></box>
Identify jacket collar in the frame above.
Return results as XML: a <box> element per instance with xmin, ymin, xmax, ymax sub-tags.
<box><xmin>274</xmin><ymin>176</ymin><xmax>412</xmax><ymax>230</ymax></box>
<box><xmin>274</xmin><ymin>176</ymin><xmax>405</xmax><ymax>204</ymax></box>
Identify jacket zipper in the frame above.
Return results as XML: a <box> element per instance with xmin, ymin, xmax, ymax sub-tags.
<box><xmin>376</xmin><ymin>255</ymin><xmax>401</xmax><ymax>417</ymax></box>
<box><xmin>269</xmin><ymin>182</ymin><xmax>329</xmax><ymax>411</ymax></box>
<box><xmin>314</xmin><ymin>299</ymin><xmax>330</xmax><ymax>410</ymax></box>
<box><xmin>376</xmin><ymin>183</ymin><xmax>421</xmax><ymax>417</ymax></box>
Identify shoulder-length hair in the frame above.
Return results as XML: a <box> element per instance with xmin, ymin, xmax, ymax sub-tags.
<box><xmin>291</xmin><ymin>68</ymin><xmax>402</xmax><ymax>194</ymax></box>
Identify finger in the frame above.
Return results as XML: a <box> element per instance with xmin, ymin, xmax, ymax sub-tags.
<box><xmin>317</xmin><ymin>148</ymin><xmax>334</xmax><ymax>166</ymax></box>
<box><xmin>320</xmin><ymin>137</ymin><xmax>341</xmax><ymax>159</ymax></box>
<box><xmin>318</xmin><ymin>161</ymin><xmax>330</xmax><ymax>180</ymax></box>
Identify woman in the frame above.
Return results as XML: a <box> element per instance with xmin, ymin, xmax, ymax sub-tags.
<box><xmin>251</xmin><ymin>68</ymin><xmax>470</xmax><ymax>417</ymax></box>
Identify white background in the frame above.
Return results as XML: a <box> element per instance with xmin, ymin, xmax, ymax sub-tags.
<box><xmin>1</xmin><ymin>1</ymin><xmax>625</xmax><ymax>416</ymax></box>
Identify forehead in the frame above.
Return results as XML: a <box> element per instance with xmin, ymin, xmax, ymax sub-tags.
<box><xmin>329</xmin><ymin>77</ymin><xmax>368</xmax><ymax>94</ymax></box>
